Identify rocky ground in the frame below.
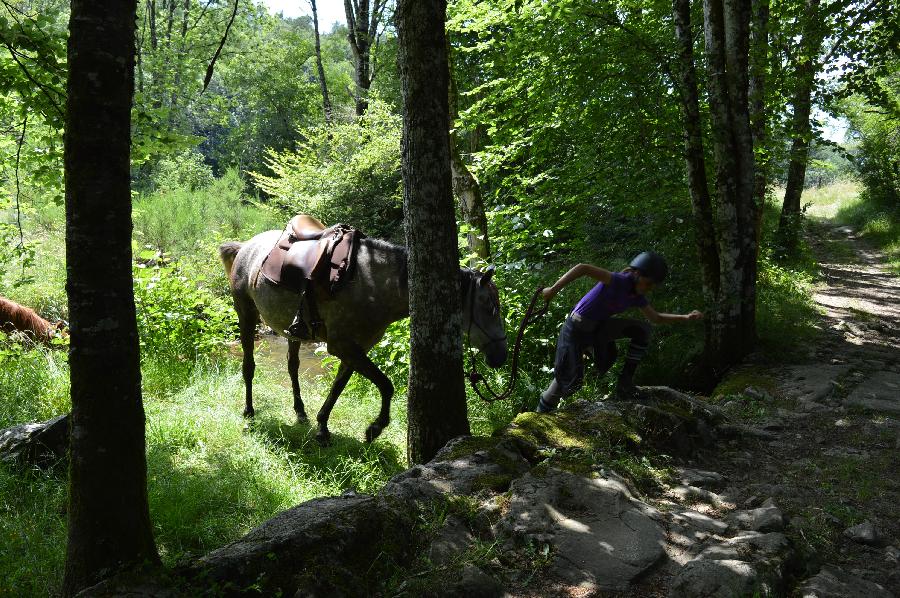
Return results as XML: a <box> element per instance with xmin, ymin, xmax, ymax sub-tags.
<box><xmin>2</xmin><ymin>221</ymin><xmax>897</xmax><ymax>597</ymax></box>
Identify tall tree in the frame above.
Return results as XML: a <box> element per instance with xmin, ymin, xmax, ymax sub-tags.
<box><xmin>777</xmin><ymin>0</ymin><xmax>825</xmax><ymax>254</ymax></box>
<box><xmin>396</xmin><ymin>0</ymin><xmax>469</xmax><ymax>464</ymax></box>
<box><xmin>448</xmin><ymin>44</ymin><xmax>489</xmax><ymax>264</ymax></box>
<box><xmin>344</xmin><ymin>0</ymin><xmax>388</xmax><ymax>116</ymax></box>
<box><xmin>310</xmin><ymin>0</ymin><xmax>333</xmax><ymax>123</ymax></box>
<box><xmin>672</xmin><ymin>0</ymin><xmax>759</xmax><ymax>372</ymax></box>
<box><xmin>62</xmin><ymin>0</ymin><xmax>159</xmax><ymax>594</ymax></box>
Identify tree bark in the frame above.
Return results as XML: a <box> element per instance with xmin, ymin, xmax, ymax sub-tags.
<box><xmin>749</xmin><ymin>0</ymin><xmax>769</xmax><ymax>250</ymax></box>
<box><xmin>396</xmin><ymin>0</ymin><xmax>469</xmax><ymax>465</ymax></box>
<box><xmin>703</xmin><ymin>0</ymin><xmax>757</xmax><ymax>366</ymax></box>
<box><xmin>311</xmin><ymin>0</ymin><xmax>333</xmax><ymax>124</ymax></box>
<box><xmin>672</xmin><ymin>0</ymin><xmax>721</xmax><ymax>359</ymax></box>
<box><xmin>62</xmin><ymin>0</ymin><xmax>159</xmax><ymax>595</ymax></box>
<box><xmin>672</xmin><ymin>0</ymin><xmax>757</xmax><ymax>373</ymax></box>
<box><xmin>448</xmin><ymin>46</ymin><xmax>489</xmax><ymax>264</ymax></box>
<box><xmin>777</xmin><ymin>0</ymin><xmax>823</xmax><ymax>255</ymax></box>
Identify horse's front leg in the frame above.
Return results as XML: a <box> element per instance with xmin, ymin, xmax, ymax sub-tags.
<box><xmin>287</xmin><ymin>340</ymin><xmax>308</xmax><ymax>421</ymax></box>
<box><xmin>332</xmin><ymin>345</ymin><xmax>394</xmax><ymax>443</ymax></box>
<box><xmin>315</xmin><ymin>361</ymin><xmax>355</xmax><ymax>446</ymax></box>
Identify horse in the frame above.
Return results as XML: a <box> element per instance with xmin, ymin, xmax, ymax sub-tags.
<box><xmin>219</xmin><ymin>218</ymin><xmax>508</xmax><ymax>445</ymax></box>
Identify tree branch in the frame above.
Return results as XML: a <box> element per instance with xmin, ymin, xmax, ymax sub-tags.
<box><xmin>202</xmin><ymin>0</ymin><xmax>240</xmax><ymax>93</ymax></box>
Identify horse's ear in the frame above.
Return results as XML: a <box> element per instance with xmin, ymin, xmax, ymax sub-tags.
<box><xmin>479</xmin><ymin>265</ymin><xmax>496</xmax><ymax>287</ymax></box>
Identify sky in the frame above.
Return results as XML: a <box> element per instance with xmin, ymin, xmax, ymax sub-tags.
<box><xmin>262</xmin><ymin>0</ymin><xmax>347</xmax><ymax>30</ymax></box>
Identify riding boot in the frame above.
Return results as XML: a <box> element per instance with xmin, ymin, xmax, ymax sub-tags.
<box><xmin>613</xmin><ymin>359</ymin><xmax>639</xmax><ymax>401</ymax></box>
<box><xmin>285</xmin><ymin>296</ymin><xmax>310</xmax><ymax>340</ymax></box>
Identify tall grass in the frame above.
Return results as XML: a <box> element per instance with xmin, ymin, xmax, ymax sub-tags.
<box><xmin>0</xmin><ymin>170</ymin><xmax>408</xmax><ymax>595</ymax></box>
<box><xmin>803</xmin><ymin>180</ymin><xmax>900</xmax><ymax>273</ymax></box>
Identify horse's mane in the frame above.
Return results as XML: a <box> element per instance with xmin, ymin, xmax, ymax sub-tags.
<box><xmin>0</xmin><ymin>296</ymin><xmax>54</xmax><ymax>342</ymax></box>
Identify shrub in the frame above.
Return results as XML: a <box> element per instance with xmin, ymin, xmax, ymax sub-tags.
<box><xmin>133</xmin><ymin>257</ymin><xmax>237</xmax><ymax>363</ymax></box>
<box><xmin>251</xmin><ymin>96</ymin><xmax>404</xmax><ymax>242</ymax></box>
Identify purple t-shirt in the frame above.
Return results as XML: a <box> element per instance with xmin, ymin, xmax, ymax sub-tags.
<box><xmin>572</xmin><ymin>272</ymin><xmax>648</xmax><ymax>321</ymax></box>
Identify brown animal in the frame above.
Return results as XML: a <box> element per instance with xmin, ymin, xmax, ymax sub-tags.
<box><xmin>0</xmin><ymin>296</ymin><xmax>58</xmax><ymax>343</ymax></box>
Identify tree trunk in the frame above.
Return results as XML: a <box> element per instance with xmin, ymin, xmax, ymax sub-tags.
<box><xmin>673</xmin><ymin>0</ymin><xmax>757</xmax><ymax>373</ymax></box>
<box><xmin>703</xmin><ymin>0</ymin><xmax>757</xmax><ymax>366</ymax></box>
<box><xmin>448</xmin><ymin>46</ymin><xmax>489</xmax><ymax>264</ymax></box>
<box><xmin>396</xmin><ymin>0</ymin><xmax>469</xmax><ymax>465</ymax></box>
<box><xmin>344</xmin><ymin>0</ymin><xmax>387</xmax><ymax>116</ymax></box>
<box><xmin>672</xmin><ymin>0</ymin><xmax>721</xmax><ymax>361</ymax></box>
<box><xmin>749</xmin><ymin>0</ymin><xmax>769</xmax><ymax>251</ymax></box>
<box><xmin>311</xmin><ymin>0</ymin><xmax>333</xmax><ymax>124</ymax></box>
<box><xmin>777</xmin><ymin>0</ymin><xmax>823</xmax><ymax>255</ymax></box>
<box><xmin>62</xmin><ymin>0</ymin><xmax>159</xmax><ymax>595</ymax></box>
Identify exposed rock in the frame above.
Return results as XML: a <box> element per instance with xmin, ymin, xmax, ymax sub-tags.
<box><xmin>497</xmin><ymin>468</ymin><xmax>666</xmax><ymax>593</ymax></box>
<box><xmin>844</xmin><ymin>371</ymin><xmax>900</xmax><ymax>415</ymax></box>
<box><xmin>671</xmin><ymin>484</ymin><xmax>728</xmax><ymax>508</ymax></box>
<box><xmin>670</xmin><ymin>508</ymin><xmax>730</xmax><ymax>535</ymax></box>
<box><xmin>670</xmin><ymin>531</ymin><xmax>796</xmax><ymax>597</ymax></box>
<box><xmin>669</xmin><ymin>559</ymin><xmax>763</xmax><ymax>598</ymax></box>
<box><xmin>676</xmin><ymin>467</ymin><xmax>726</xmax><ymax>489</ymax></box>
<box><xmin>185</xmin><ymin>494</ymin><xmax>416</xmax><ymax>596</ymax></box>
<box><xmin>382</xmin><ymin>436</ymin><xmax>531</xmax><ymax>503</ymax></box>
<box><xmin>622</xmin><ymin>386</ymin><xmax>725</xmax><ymax>455</ymax></box>
<box><xmin>844</xmin><ymin>521</ymin><xmax>881</xmax><ymax>546</ymax></box>
<box><xmin>0</xmin><ymin>413</ymin><xmax>69</xmax><ymax>467</ymax></box>
<box><xmin>426</xmin><ymin>514</ymin><xmax>474</xmax><ymax>566</ymax></box>
<box><xmin>727</xmin><ymin>505</ymin><xmax>784</xmax><ymax>533</ymax></box>
<box><xmin>797</xmin><ymin>565</ymin><xmax>894</xmax><ymax>598</ymax></box>
<box><xmin>779</xmin><ymin>364</ymin><xmax>849</xmax><ymax>403</ymax></box>
<box><xmin>442</xmin><ymin>565</ymin><xmax>505</xmax><ymax>598</ymax></box>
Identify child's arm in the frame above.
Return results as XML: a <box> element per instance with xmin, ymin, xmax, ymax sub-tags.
<box><xmin>541</xmin><ymin>264</ymin><xmax>613</xmax><ymax>301</ymax></box>
<box><xmin>640</xmin><ymin>305</ymin><xmax>703</xmax><ymax>324</ymax></box>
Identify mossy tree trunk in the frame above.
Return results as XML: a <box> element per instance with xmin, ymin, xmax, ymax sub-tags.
<box><xmin>62</xmin><ymin>0</ymin><xmax>159</xmax><ymax>594</ymax></box>
<box><xmin>396</xmin><ymin>0</ymin><xmax>470</xmax><ymax>464</ymax></box>
<box><xmin>672</xmin><ymin>0</ymin><xmax>759</xmax><ymax>373</ymax></box>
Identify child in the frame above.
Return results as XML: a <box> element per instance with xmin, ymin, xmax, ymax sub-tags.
<box><xmin>535</xmin><ymin>252</ymin><xmax>703</xmax><ymax>413</ymax></box>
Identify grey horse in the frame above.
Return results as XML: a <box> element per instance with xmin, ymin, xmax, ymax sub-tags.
<box><xmin>219</xmin><ymin>221</ymin><xmax>508</xmax><ymax>445</ymax></box>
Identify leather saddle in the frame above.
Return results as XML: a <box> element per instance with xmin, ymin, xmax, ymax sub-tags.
<box><xmin>259</xmin><ymin>215</ymin><xmax>365</xmax><ymax>296</ymax></box>
<box><xmin>257</xmin><ymin>215</ymin><xmax>365</xmax><ymax>340</ymax></box>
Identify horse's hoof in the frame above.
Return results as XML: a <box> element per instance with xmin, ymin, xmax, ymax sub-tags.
<box><xmin>243</xmin><ymin>407</ymin><xmax>255</xmax><ymax>418</ymax></box>
<box><xmin>365</xmin><ymin>423</ymin><xmax>384</xmax><ymax>443</ymax></box>
<box><xmin>315</xmin><ymin>430</ymin><xmax>331</xmax><ymax>446</ymax></box>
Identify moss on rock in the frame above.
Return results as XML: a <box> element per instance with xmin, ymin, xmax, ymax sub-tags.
<box><xmin>713</xmin><ymin>367</ymin><xmax>779</xmax><ymax>399</ymax></box>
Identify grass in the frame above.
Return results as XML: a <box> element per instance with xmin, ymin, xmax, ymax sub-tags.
<box><xmin>0</xmin><ymin>346</ymin><xmax>409</xmax><ymax>595</ymax></box>
<box><xmin>803</xmin><ymin>179</ymin><xmax>900</xmax><ymax>274</ymax></box>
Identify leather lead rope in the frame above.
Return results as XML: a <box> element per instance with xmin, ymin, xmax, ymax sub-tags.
<box><xmin>467</xmin><ymin>285</ymin><xmax>549</xmax><ymax>406</ymax></box>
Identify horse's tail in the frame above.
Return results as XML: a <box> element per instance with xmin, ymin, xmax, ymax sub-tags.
<box><xmin>219</xmin><ymin>241</ymin><xmax>243</xmax><ymax>288</ymax></box>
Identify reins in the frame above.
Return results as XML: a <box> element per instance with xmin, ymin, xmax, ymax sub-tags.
<box><xmin>466</xmin><ymin>285</ymin><xmax>549</xmax><ymax>404</ymax></box>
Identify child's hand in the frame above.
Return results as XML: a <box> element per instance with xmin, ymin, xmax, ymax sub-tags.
<box><xmin>686</xmin><ymin>310</ymin><xmax>704</xmax><ymax>321</ymax></box>
<box><xmin>541</xmin><ymin>286</ymin><xmax>558</xmax><ymax>302</ymax></box>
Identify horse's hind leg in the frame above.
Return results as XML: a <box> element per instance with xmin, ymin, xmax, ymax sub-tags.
<box><xmin>236</xmin><ymin>300</ymin><xmax>259</xmax><ymax>418</ymax></box>
<box><xmin>315</xmin><ymin>361</ymin><xmax>354</xmax><ymax>445</ymax></box>
<box><xmin>287</xmin><ymin>340</ymin><xmax>308</xmax><ymax>421</ymax></box>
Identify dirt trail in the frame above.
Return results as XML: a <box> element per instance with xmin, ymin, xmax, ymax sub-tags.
<box><xmin>684</xmin><ymin>219</ymin><xmax>900</xmax><ymax>594</ymax></box>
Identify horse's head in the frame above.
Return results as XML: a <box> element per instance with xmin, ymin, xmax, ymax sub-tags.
<box><xmin>461</xmin><ymin>266</ymin><xmax>508</xmax><ymax>368</ymax></box>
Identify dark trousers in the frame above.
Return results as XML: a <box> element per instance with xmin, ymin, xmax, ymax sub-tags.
<box><xmin>541</xmin><ymin>312</ymin><xmax>651</xmax><ymax>407</ymax></box>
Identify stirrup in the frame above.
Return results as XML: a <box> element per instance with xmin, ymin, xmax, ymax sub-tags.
<box><xmin>286</xmin><ymin>310</ymin><xmax>311</xmax><ymax>340</ymax></box>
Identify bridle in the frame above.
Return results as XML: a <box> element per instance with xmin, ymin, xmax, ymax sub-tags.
<box><xmin>464</xmin><ymin>275</ymin><xmax>508</xmax><ymax>351</ymax></box>
<box><xmin>465</xmin><ymin>279</ymin><xmax>549</xmax><ymax>405</ymax></box>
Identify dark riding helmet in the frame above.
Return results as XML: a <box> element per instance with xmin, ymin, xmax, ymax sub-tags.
<box><xmin>630</xmin><ymin>251</ymin><xmax>668</xmax><ymax>283</ymax></box>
